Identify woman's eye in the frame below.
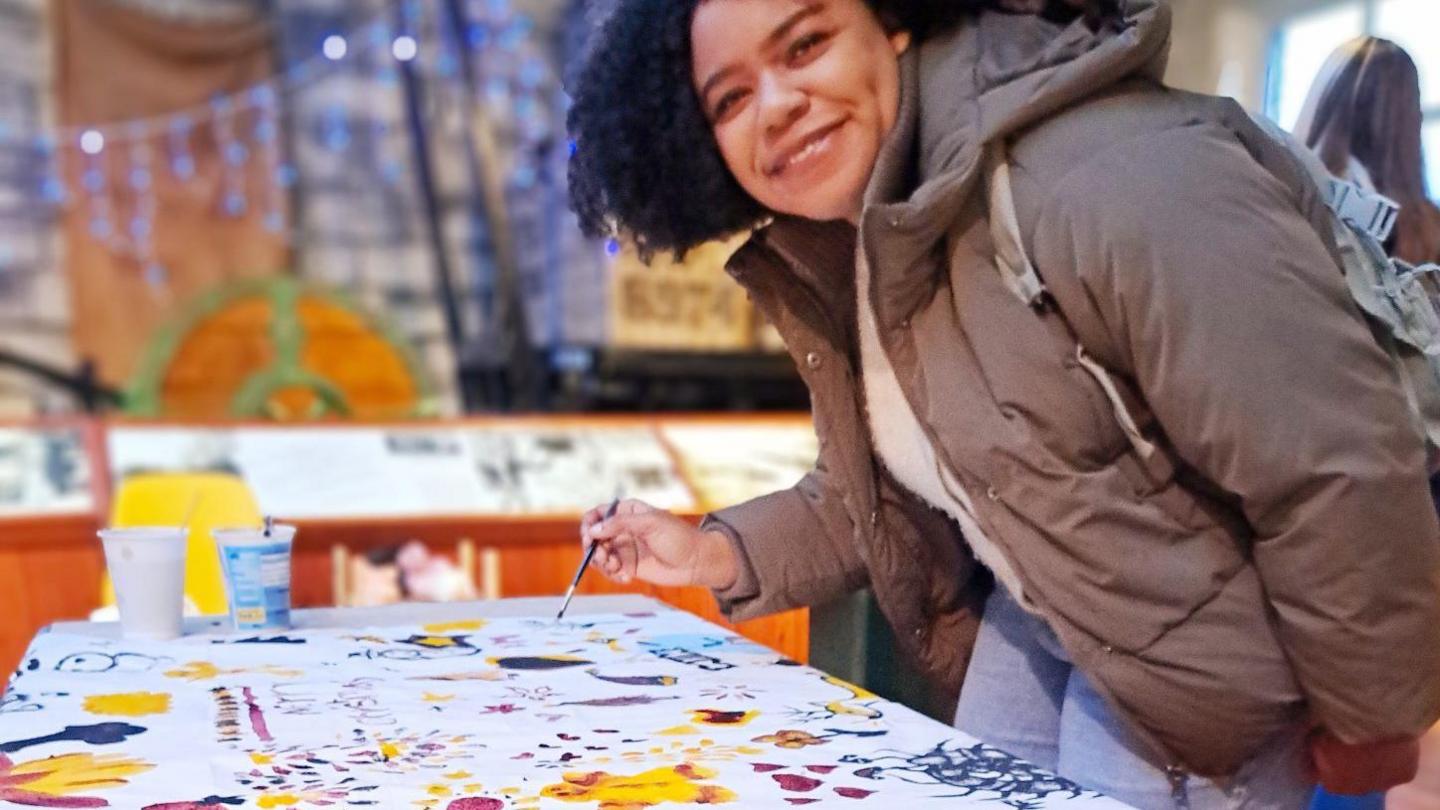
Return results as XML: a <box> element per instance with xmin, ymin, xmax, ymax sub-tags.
<box><xmin>714</xmin><ymin>89</ymin><xmax>747</xmax><ymax>120</ymax></box>
<box><xmin>788</xmin><ymin>31</ymin><xmax>829</xmax><ymax>63</ymax></box>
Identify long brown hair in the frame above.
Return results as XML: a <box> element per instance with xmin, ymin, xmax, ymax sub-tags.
<box><xmin>1295</xmin><ymin>37</ymin><xmax>1440</xmax><ymax>265</ymax></box>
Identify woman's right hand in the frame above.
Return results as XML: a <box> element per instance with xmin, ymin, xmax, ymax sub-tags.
<box><xmin>580</xmin><ymin>499</ymin><xmax>739</xmax><ymax>590</ymax></box>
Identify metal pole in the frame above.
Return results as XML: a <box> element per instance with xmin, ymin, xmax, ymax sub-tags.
<box><xmin>393</xmin><ymin>0</ymin><xmax>477</xmax><ymax>410</ymax></box>
<box><xmin>442</xmin><ymin>0</ymin><xmax>544</xmax><ymax>411</ymax></box>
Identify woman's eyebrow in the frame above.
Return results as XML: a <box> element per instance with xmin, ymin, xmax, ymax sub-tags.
<box><xmin>698</xmin><ymin>2</ymin><xmax>826</xmax><ymax>104</ymax></box>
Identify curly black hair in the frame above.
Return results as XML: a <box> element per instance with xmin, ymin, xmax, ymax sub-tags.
<box><xmin>567</xmin><ymin>0</ymin><xmax>1121</xmax><ymax>258</ymax></box>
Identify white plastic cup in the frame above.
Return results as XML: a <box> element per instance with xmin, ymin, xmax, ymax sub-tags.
<box><xmin>97</xmin><ymin>527</ymin><xmax>188</xmax><ymax>641</ymax></box>
<box><xmin>214</xmin><ymin>524</ymin><xmax>296</xmax><ymax>631</ymax></box>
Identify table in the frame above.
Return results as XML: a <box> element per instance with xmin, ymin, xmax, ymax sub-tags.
<box><xmin>1</xmin><ymin>597</ymin><xmax>1127</xmax><ymax>808</ymax></box>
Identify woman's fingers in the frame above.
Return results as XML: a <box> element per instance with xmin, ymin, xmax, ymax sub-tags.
<box><xmin>614</xmin><ymin>536</ymin><xmax>640</xmax><ymax>583</ymax></box>
<box><xmin>580</xmin><ymin>501</ymin><xmax>662</xmax><ymax>585</ymax></box>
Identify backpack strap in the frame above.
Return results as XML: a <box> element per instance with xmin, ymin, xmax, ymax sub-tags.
<box><xmin>984</xmin><ymin>143</ymin><xmax>1162</xmax><ymax>465</ymax></box>
<box><xmin>984</xmin><ymin>145</ymin><xmax>1050</xmax><ymax>310</ymax></box>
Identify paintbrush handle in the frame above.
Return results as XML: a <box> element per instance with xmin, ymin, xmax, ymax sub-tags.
<box><xmin>564</xmin><ymin>542</ymin><xmax>601</xmax><ymax>596</ymax></box>
<box><xmin>557</xmin><ymin>497</ymin><xmax>620</xmax><ymax>620</ymax></box>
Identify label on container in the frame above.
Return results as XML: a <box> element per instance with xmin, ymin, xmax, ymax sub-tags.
<box><xmin>220</xmin><ymin>542</ymin><xmax>292</xmax><ymax>630</ymax></box>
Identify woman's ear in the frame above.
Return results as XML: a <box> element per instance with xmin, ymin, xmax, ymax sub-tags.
<box><xmin>890</xmin><ymin>29</ymin><xmax>912</xmax><ymax>55</ymax></box>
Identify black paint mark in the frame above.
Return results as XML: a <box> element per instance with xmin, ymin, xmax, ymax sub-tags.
<box><xmin>0</xmin><ymin>722</ymin><xmax>147</xmax><ymax>753</ymax></box>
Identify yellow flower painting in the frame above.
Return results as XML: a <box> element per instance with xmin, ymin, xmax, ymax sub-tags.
<box><xmin>0</xmin><ymin>751</ymin><xmax>153</xmax><ymax>807</ymax></box>
<box><xmin>542</xmin><ymin>763</ymin><xmax>736</xmax><ymax>809</ymax></box>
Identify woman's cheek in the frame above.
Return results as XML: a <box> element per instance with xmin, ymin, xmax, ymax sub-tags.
<box><xmin>714</xmin><ymin>125</ymin><xmax>759</xmax><ymax>192</ymax></box>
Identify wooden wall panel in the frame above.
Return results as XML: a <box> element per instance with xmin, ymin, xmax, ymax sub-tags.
<box><xmin>0</xmin><ymin>521</ymin><xmax>104</xmax><ymax>680</ymax></box>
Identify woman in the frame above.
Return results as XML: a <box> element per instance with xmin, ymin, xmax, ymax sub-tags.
<box><xmin>568</xmin><ymin>1</ymin><xmax>1440</xmax><ymax>806</ymax></box>
<box><xmin>1295</xmin><ymin>36</ymin><xmax>1440</xmax><ymax>266</ymax></box>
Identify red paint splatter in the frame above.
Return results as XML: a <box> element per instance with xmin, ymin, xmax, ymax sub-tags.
<box><xmin>805</xmin><ymin>765</ymin><xmax>836</xmax><ymax>774</ymax></box>
<box><xmin>835</xmin><ymin>787</ymin><xmax>875</xmax><ymax>799</ymax></box>
<box><xmin>511</xmin><ymin>752</ymin><xmax>534</xmax><ymax>760</ymax></box>
<box><xmin>772</xmin><ymin>774</ymin><xmax>822</xmax><ymax>792</ymax></box>
<box><xmin>751</xmin><ymin>763</ymin><xmax>784</xmax><ymax>773</ymax></box>
<box><xmin>785</xmin><ymin>800</ymin><xmax>821</xmax><ymax>806</ymax></box>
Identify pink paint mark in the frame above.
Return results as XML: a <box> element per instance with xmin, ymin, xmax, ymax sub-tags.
<box><xmin>446</xmin><ymin>799</ymin><xmax>504</xmax><ymax>810</ymax></box>
<box><xmin>751</xmin><ymin>763</ymin><xmax>784</xmax><ymax>773</ymax></box>
<box><xmin>512</xmin><ymin>752</ymin><xmax>534</xmax><ymax>760</ymax></box>
<box><xmin>241</xmin><ymin>687</ymin><xmax>273</xmax><ymax>742</ymax></box>
<box><xmin>834</xmin><ymin>787</ymin><xmax>875</xmax><ymax>799</ymax></box>
<box><xmin>804</xmin><ymin>765</ymin><xmax>836</xmax><ymax>774</ymax></box>
<box><xmin>784</xmin><ymin>800</ymin><xmax>821</xmax><ymax>806</ymax></box>
<box><xmin>772</xmin><ymin>774</ymin><xmax>822</xmax><ymax>792</ymax></box>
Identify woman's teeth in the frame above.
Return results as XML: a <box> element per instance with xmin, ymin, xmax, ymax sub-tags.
<box><xmin>789</xmin><ymin>136</ymin><xmax>825</xmax><ymax>167</ymax></box>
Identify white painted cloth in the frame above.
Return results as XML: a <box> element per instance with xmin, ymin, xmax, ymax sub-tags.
<box><xmin>0</xmin><ymin>606</ymin><xmax>1126</xmax><ymax>808</ymax></box>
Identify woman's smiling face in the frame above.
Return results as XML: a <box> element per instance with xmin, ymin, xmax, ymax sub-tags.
<box><xmin>691</xmin><ymin>0</ymin><xmax>910</xmax><ymax>224</ymax></box>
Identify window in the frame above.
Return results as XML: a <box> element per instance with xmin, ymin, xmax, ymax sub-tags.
<box><xmin>1374</xmin><ymin>0</ymin><xmax>1440</xmax><ymax>108</ymax></box>
<box><xmin>1268</xmin><ymin>0</ymin><xmax>1440</xmax><ymax>196</ymax></box>
<box><xmin>1269</xmin><ymin>4</ymin><xmax>1365</xmax><ymax>131</ymax></box>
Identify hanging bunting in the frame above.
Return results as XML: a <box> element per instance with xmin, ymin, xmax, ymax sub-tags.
<box><xmin>251</xmin><ymin>83</ymin><xmax>288</xmax><ymax>236</ymax></box>
<box><xmin>124</xmin><ymin>123</ymin><xmax>167</xmax><ymax>288</ymax></box>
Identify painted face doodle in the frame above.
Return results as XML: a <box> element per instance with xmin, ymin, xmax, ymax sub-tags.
<box><xmin>56</xmin><ymin>651</ymin><xmax>172</xmax><ymax>674</ymax></box>
<box><xmin>505</xmin><ymin>686</ymin><xmax>560</xmax><ymax>702</ymax></box>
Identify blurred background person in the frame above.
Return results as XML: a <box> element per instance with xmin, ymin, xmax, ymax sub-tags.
<box><xmin>1295</xmin><ymin>36</ymin><xmax>1440</xmax><ymax>266</ymax></box>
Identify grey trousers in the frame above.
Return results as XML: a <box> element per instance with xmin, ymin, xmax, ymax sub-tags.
<box><xmin>953</xmin><ymin>586</ymin><xmax>1315</xmax><ymax>809</ymax></box>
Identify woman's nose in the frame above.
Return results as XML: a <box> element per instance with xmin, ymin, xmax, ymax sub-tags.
<box><xmin>757</xmin><ymin>72</ymin><xmax>808</xmax><ymax>136</ymax></box>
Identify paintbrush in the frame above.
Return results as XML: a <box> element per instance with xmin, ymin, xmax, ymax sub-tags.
<box><xmin>557</xmin><ymin>493</ymin><xmax>621</xmax><ymax>621</ymax></box>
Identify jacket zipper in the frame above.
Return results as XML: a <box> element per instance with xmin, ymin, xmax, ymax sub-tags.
<box><xmin>1165</xmin><ymin>766</ymin><xmax>1192</xmax><ymax>809</ymax></box>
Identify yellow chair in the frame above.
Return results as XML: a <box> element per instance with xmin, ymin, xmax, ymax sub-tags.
<box><xmin>100</xmin><ymin>472</ymin><xmax>264</xmax><ymax>616</ymax></box>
